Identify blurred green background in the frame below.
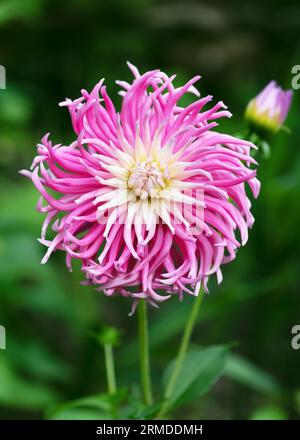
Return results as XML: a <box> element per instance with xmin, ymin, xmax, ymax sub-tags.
<box><xmin>0</xmin><ymin>0</ymin><xmax>300</xmax><ymax>420</ymax></box>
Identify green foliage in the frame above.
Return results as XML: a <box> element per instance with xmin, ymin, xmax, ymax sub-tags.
<box><xmin>249</xmin><ymin>405</ymin><xmax>287</xmax><ymax>420</ymax></box>
<box><xmin>163</xmin><ymin>345</ymin><xmax>229</xmax><ymax>409</ymax></box>
<box><xmin>0</xmin><ymin>355</ymin><xmax>59</xmax><ymax>409</ymax></box>
<box><xmin>0</xmin><ymin>0</ymin><xmax>45</xmax><ymax>25</ymax></box>
<box><xmin>47</xmin><ymin>389</ymin><xmax>128</xmax><ymax>420</ymax></box>
<box><xmin>225</xmin><ymin>354</ymin><xmax>282</xmax><ymax>397</ymax></box>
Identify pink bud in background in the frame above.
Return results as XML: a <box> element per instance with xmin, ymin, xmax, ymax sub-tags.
<box><xmin>245</xmin><ymin>81</ymin><xmax>293</xmax><ymax>135</ymax></box>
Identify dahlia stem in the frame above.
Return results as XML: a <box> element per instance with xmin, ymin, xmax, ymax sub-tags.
<box><xmin>138</xmin><ymin>300</ymin><xmax>153</xmax><ymax>406</ymax></box>
<box><xmin>158</xmin><ymin>287</ymin><xmax>204</xmax><ymax>419</ymax></box>
<box><xmin>104</xmin><ymin>343</ymin><xmax>117</xmax><ymax>395</ymax></box>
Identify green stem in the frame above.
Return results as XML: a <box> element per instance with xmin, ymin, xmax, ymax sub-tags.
<box><xmin>104</xmin><ymin>343</ymin><xmax>117</xmax><ymax>394</ymax></box>
<box><xmin>157</xmin><ymin>288</ymin><xmax>204</xmax><ymax>419</ymax></box>
<box><xmin>138</xmin><ymin>300</ymin><xmax>153</xmax><ymax>406</ymax></box>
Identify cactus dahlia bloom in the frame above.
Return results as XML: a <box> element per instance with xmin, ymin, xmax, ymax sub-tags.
<box><xmin>21</xmin><ymin>63</ymin><xmax>260</xmax><ymax>310</ymax></box>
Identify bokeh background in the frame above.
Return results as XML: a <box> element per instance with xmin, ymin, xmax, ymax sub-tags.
<box><xmin>0</xmin><ymin>0</ymin><xmax>300</xmax><ymax>420</ymax></box>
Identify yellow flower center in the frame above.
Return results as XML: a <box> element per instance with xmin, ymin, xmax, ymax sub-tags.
<box><xmin>128</xmin><ymin>159</ymin><xmax>168</xmax><ymax>199</ymax></box>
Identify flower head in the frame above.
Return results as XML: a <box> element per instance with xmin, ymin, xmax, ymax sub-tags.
<box><xmin>245</xmin><ymin>80</ymin><xmax>293</xmax><ymax>136</ymax></box>
<box><xmin>21</xmin><ymin>63</ymin><xmax>260</xmax><ymax>310</ymax></box>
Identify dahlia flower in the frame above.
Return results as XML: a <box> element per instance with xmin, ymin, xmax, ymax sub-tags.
<box><xmin>21</xmin><ymin>63</ymin><xmax>260</xmax><ymax>310</ymax></box>
<box><xmin>245</xmin><ymin>80</ymin><xmax>292</xmax><ymax>135</ymax></box>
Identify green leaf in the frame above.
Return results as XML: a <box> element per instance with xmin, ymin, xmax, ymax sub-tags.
<box><xmin>8</xmin><ymin>340</ymin><xmax>72</xmax><ymax>383</ymax></box>
<box><xmin>163</xmin><ymin>345</ymin><xmax>229</xmax><ymax>409</ymax></box>
<box><xmin>134</xmin><ymin>401</ymin><xmax>165</xmax><ymax>420</ymax></box>
<box><xmin>261</xmin><ymin>140</ymin><xmax>271</xmax><ymax>159</ymax></box>
<box><xmin>50</xmin><ymin>407</ymin><xmax>111</xmax><ymax>420</ymax></box>
<box><xmin>249</xmin><ymin>405</ymin><xmax>287</xmax><ymax>420</ymax></box>
<box><xmin>0</xmin><ymin>0</ymin><xmax>45</xmax><ymax>26</ymax></box>
<box><xmin>225</xmin><ymin>354</ymin><xmax>281</xmax><ymax>396</ymax></box>
<box><xmin>47</xmin><ymin>388</ymin><xmax>128</xmax><ymax>420</ymax></box>
<box><xmin>123</xmin><ymin>396</ymin><xmax>164</xmax><ymax>420</ymax></box>
<box><xmin>0</xmin><ymin>355</ymin><xmax>59</xmax><ymax>409</ymax></box>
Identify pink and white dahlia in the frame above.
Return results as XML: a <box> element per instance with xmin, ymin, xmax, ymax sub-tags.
<box><xmin>21</xmin><ymin>63</ymin><xmax>260</xmax><ymax>308</ymax></box>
